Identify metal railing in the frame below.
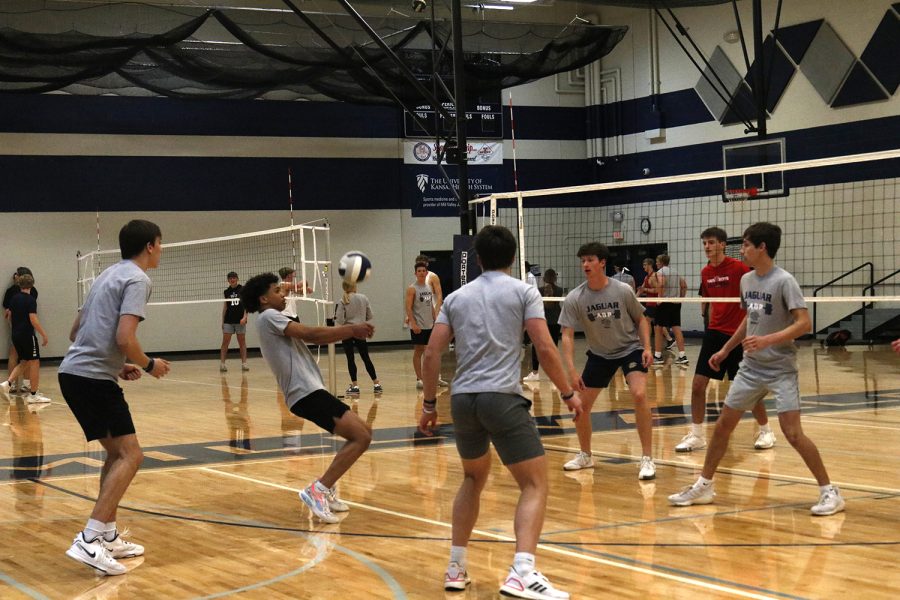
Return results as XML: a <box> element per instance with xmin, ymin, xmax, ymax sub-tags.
<box><xmin>860</xmin><ymin>268</ymin><xmax>900</xmax><ymax>338</ymax></box>
<box><xmin>812</xmin><ymin>262</ymin><xmax>873</xmax><ymax>334</ymax></box>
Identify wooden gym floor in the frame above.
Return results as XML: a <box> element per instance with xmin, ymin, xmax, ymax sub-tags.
<box><xmin>1</xmin><ymin>339</ymin><xmax>898</xmax><ymax>599</ymax></box>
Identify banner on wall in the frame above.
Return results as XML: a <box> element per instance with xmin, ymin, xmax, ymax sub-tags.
<box><xmin>403</xmin><ymin>140</ymin><xmax>504</xmax><ymax>165</ymax></box>
<box><xmin>403</xmin><ymin>165</ymin><xmax>503</xmax><ymax>217</ymax></box>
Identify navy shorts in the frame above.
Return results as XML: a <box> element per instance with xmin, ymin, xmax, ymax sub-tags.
<box><xmin>582</xmin><ymin>348</ymin><xmax>647</xmax><ymax>389</ymax></box>
<box><xmin>12</xmin><ymin>333</ymin><xmax>39</xmax><ymax>361</ymax></box>
<box><xmin>695</xmin><ymin>329</ymin><xmax>743</xmax><ymax>380</ymax></box>
<box><xmin>655</xmin><ymin>302</ymin><xmax>682</xmax><ymax>328</ymax></box>
<box><xmin>410</xmin><ymin>328</ymin><xmax>432</xmax><ymax>345</ymax></box>
<box><xmin>289</xmin><ymin>389</ymin><xmax>350</xmax><ymax>433</ymax></box>
<box><xmin>59</xmin><ymin>373</ymin><xmax>136</xmax><ymax>441</ymax></box>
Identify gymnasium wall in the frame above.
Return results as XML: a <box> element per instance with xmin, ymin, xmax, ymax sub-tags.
<box><xmin>0</xmin><ymin>0</ymin><xmax>897</xmax><ymax>357</ymax></box>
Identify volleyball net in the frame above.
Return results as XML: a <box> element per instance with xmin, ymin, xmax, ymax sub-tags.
<box><xmin>77</xmin><ymin>221</ymin><xmax>333</xmax><ymax>309</ymax></box>
<box><xmin>469</xmin><ymin>148</ymin><xmax>900</xmax><ymax>342</ymax></box>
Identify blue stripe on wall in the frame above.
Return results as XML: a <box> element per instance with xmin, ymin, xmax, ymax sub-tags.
<box><xmin>0</xmin><ymin>95</ymin><xmax>402</xmax><ymax>138</ymax></box>
<box><xmin>587</xmin><ymin>89</ymin><xmax>713</xmax><ymax>138</ymax></box>
<box><xmin>0</xmin><ymin>157</ymin><xmax>402</xmax><ymax>212</ymax></box>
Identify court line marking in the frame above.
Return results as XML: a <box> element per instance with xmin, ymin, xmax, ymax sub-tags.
<box><xmin>802</xmin><ymin>418</ymin><xmax>900</xmax><ymax>431</ymax></box>
<box><xmin>541</xmin><ymin>443</ymin><xmax>900</xmax><ymax>496</ymax></box>
<box><xmin>199</xmin><ymin>467</ymin><xmax>780</xmax><ymax>599</ymax></box>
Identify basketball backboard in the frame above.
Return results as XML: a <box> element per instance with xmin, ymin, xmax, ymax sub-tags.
<box><xmin>722</xmin><ymin>138</ymin><xmax>788</xmax><ymax>202</ymax></box>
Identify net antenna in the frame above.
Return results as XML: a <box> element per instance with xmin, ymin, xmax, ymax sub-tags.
<box><xmin>508</xmin><ymin>92</ymin><xmax>527</xmax><ymax>283</ymax></box>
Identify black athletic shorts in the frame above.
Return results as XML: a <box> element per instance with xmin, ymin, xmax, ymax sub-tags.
<box><xmin>59</xmin><ymin>373</ymin><xmax>136</xmax><ymax>441</ymax></box>
<box><xmin>289</xmin><ymin>389</ymin><xmax>350</xmax><ymax>433</ymax></box>
<box><xmin>655</xmin><ymin>302</ymin><xmax>682</xmax><ymax>328</ymax></box>
<box><xmin>410</xmin><ymin>328</ymin><xmax>432</xmax><ymax>345</ymax></box>
<box><xmin>695</xmin><ymin>329</ymin><xmax>743</xmax><ymax>380</ymax></box>
<box><xmin>11</xmin><ymin>333</ymin><xmax>39</xmax><ymax>361</ymax></box>
<box><xmin>582</xmin><ymin>348</ymin><xmax>647</xmax><ymax>389</ymax></box>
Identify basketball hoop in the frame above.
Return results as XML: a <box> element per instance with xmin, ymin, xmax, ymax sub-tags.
<box><xmin>723</xmin><ymin>187</ymin><xmax>759</xmax><ymax>203</ymax></box>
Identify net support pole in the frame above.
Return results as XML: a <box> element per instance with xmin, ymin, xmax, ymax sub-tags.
<box><xmin>517</xmin><ymin>192</ymin><xmax>526</xmax><ymax>281</ymax></box>
<box><xmin>325</xmin><ymin>223</ymin><xmax>336</xmax><ymax>396</ymax></box>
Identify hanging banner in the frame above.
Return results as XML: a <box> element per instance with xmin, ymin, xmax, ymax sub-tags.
<box><xmin>403</xmin><ymin>165</ymin><xmax>502</xmax><ymax>217</ymax></box>
<box><xmin>403</xmin><ymin>140</ymin><xmax>504</xmax><ymax>166</ymax></box>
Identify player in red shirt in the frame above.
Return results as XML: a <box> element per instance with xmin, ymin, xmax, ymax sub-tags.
<box><xmin>674</xmin><ymin>227</ymin><xmax>775</xmax><ymax>452</ymax></box>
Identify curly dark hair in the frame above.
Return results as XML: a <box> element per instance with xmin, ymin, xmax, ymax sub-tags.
<box><xmin>240</xmin><ymin>272</ymin><xmax>279</xmax><ymax>313</ymax></box>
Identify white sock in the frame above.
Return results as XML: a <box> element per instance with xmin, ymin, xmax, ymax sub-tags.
<box><xmin>314</xmin><ymin>479</ymin><xmax>330</xmax><ymax>494</ymax></box>
<box><xmin>679</xmin><ymin>351</ymin><xmax>686</xmax><ymax>358</ymax></box>
<box><xmin>103</xmin><ymin>522</ymin><xmax>117</xmax><ymax>542</ymax></box>
<box><xmin>759</xmin><ymin>423</ymin><xmax>772</xmax><ymax>433</ymax></box>
<box><xmin>819</xmin><ymin>484</ymin><xmax>834</xmax><ymax>494</ymax></box>
<box><xmin>654</xmin><ymin>352</ymin><xmax>662</xmax><ymax>359</ymax></box>
<box><xmin>513</xmin><ymin>552</ymin><xmax>535</xmax><ymax>576</ymax></box>
<box><xmin>691</xmin><ymin>423</ymin><xmax>704</xmax><ymax>437</ymax></box>
<box><xmin>84</xmin><ymin>518</ymin><xmax>105</xmax><ymax>542</ymax></box>
<box><xmin>696</xmin><ymin>476</ymin><xmax>713</xmax><ymax>487</ymax></box>
<box><xmin>449</xmin><ymin>545</ymin><xmax>467</xmax><ymax>567</ymax></box>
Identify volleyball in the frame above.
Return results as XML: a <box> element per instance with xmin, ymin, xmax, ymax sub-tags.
<box><xmin>338</xmin><ymin>251</ymin><xmax>372</xmax><ymax>284</ymax></box>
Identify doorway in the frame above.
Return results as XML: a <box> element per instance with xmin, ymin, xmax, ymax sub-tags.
<box><xmin>607</xmin><ymin>243</ymin><xmax>668</xmax><ymax>287</ymax></box>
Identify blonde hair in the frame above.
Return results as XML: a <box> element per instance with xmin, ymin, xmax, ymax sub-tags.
<box><xmin>341</xmin><ymin>280</ymin><xmax>356</xmax><ymax>305</ymax></box>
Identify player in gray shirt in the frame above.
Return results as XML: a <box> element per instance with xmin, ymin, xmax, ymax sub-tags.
<box><xmin>242</xmin><ymin>272</ymin><xmax>374</xmax><ymax>525</ymax></box>
<box><xmin>668</xmin><ymin>222</ymin><xmax>845</xmax><ymax>516</ymax></box>
<box><xmin>59</xmin><ymin>220</ymin><xmax>171</xmax><ymax>576</ymax></box>
<box><xmin>558</xmin><ymin>242</ymin><xmax>656</xmax><ymax>480</ymax></box>
<box><xmin>418</xmin><ymin>225</ymin><xmax>582</xmax><ymax>599</ymax></box>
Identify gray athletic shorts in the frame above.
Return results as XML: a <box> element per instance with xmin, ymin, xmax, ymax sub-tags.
<box><xmin>724</xmin><ymin>361</ymin><xmax>801</xmax><ymax>413</ymax></box>
<box><xmin>450</xmin><ymin>392</ymin><xmax>544</xmax><ymax>465</ymax></box>
<box><xmin>223</xmin><ymin>323</ymin><xmax>246</xmax><ymax>334</ymax></box>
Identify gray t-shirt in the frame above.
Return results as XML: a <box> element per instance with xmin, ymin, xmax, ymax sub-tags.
<box><xmin>657</xmin><ymin>265</ymin><xmax>682</xmax><ymax>298</ymax></box>
<box><xmin>611</xmin><ymin>271</ymin><xmax>635</xmax><ymax>290</ymax></box>
<box><xmin>59</xmin><ymin>260</ymin><xmax>151</xmax><ymax>382</ymax></box>
<box><xmin>437</xmin><ymin>270</ymin><xmax>544</xmax><ymax>395</ymax></box>
<box><xmin>410</xmin><ymin>281</ymin><xmax>435</xmax><ymax>329</ymax></box>
<box><xmin>335</xmin><ymin>293</ymin><xmax>372</xmax><ymax>325</ymax></box>
<box><xmin>256</xmin><ymin>309</ymin><xmax>325</xmax><ymax>407</ymax></box>
<box><xmin>740</xmin><ymin>266</ymin><xmax>806</xmax><ymax>371</ymax></box>
<box><xmin>559</xmin><ymin>278</ymin><xmax>645</xmax><ymax>359</ymax></box>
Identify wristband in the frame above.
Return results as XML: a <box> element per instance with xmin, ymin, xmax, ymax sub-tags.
<box><xmin>144</xmin><ymin>358</ymin><xmax>155</xmax><ymax>373</ymax></box>
<box><xmin>560</xmin><ymin>390</ymin><xmax>575</xmax><ymax>401</ymax></box>
<box><xmin>422</xmin><ymin>398</ymin><xmax>437</xmax><ymax>414</ymax></box>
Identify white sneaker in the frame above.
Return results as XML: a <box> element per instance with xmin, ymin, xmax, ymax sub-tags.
<box><xmin>668</xmin><ymin>483</ymin><xmax>716</xmax><ymax>506</ymax></box>
<box><xmin>444</xmin><ymin>561</ymin><xmax>471</xmax><ymax>591</ymax></box>
<box><xmin>675</xmin><ymin>432</ymin><xmax>707</xmax><ymax>452</ymax></box>
<box><xmin>638</xmin><ymin>456</ymin><xmax>656</xmax><ymax>480</ymax></box>
<box><xmin>299</xmin><ymin>484</ymin><xmax>339</xmax><ymax>524</ymax></box>
<box><xmin>523</xmin><ymin>371</ymin><xmax>541</xmax><ymax>382</ymax></box>
<box><xmin>327</xmin><ymin>486</ymin><xmax>350</xmax><ymax>513</ymax></box>
<box><xmin>241</xmin><ymin>363</ymin><xmax>250</xmax><ymax>372</ymax></box>
<box><xmin>27</xmin><ymin>392</ymin><xmax>52</xmax><ymax>404</ymax></box>
<box><xmin>500</xmin><ymin>568</ymin><xmax>569</xmax><ymax>599</ymax></box>
<box><xmin>66</xmin><ymin>532</ymin><xmax>126</xmax><ymax>576</ymax></box>
<box><xmin>416</xmin><ymin>379</ymin><xmax>424</xmax><ymax>389</ymax></box>
<box><xmin>0</xmin><ymin>380</ymin><xmax>10</xmax><ymax>398</ymax></box>
<box><xmin>438</xmin><ymin>378</ymin><xmax>449</xmax><ymax>387</ymax></box>
<box><xmin>811</xmin><ymin>486</ymin><xmax>846</xmax><ymax>516</ymax></box>
<box><xmin>563</xmin><ymin>451</ymin><xmax>594</xmax><ymax>471</ymax></box>
<box><xmin>103</xmin><ymin>529</ymin><xmax>144</xmax><ymax>559</ymax></box>
<box><xmin>754</xmin><ymin>429</ymin><xmax>776</xmax><ymax>449</ymax></box>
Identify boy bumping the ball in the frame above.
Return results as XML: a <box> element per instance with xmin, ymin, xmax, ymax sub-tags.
<box><xmin>675</xmin><ymin>227</ymin><xmax>774</xmax><ymax>452</ymax></box>
<box><xmin>418</xmin><ymin>225</ymin><xmax>582</xmax><ymax>599</ymax></box>
<box><xmin>668</xmin><ymin>222</ymin><xmax>845</xmax><ymax>516</ymax></box>
<box><xmin>560</xmin><ymin>242</ymin><xmax>656</xmax><ymax>480</ymax></box>
<box><xmin>60</xmin><ymin>220</ymin><xmax>172</xmax><ymax>575</ymax></box>
<box><xmin>242</xmin><ymin>273</ymin><xmax>374</xmax><ymax>523</ymax></box>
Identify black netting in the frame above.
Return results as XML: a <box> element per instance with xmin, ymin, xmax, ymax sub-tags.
<box><xmin>0</xmin><ymin>1</ymin><xmax>628</xmax><ymax>104</ymax></box>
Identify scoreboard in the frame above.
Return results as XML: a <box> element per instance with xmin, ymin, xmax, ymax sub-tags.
<box><xmin>404</xmin><ymin>93</ymin><xmax>503</xmax><ymax>139</ymax></box>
